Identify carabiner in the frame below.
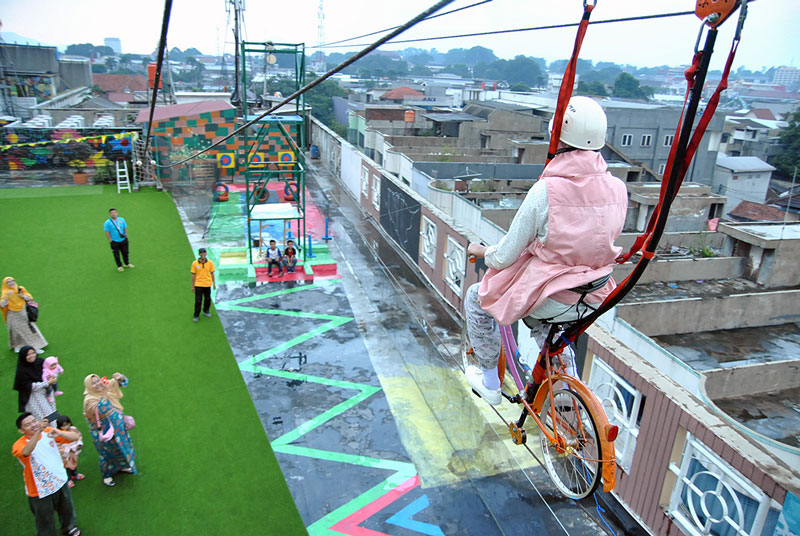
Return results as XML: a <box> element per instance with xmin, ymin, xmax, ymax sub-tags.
<box><xmin>693</xmin><ymin>18</ymin><xmax>709</xmax><ymax>55</ymax></box>
<box><xmin>734</xmin><ymin>0</ymin><xmax>748</xmax><ymax>42</ymax></box>
<box><xmin>583</xmin><ymin>0</ymin><xmax>597</xmax><ymax>8</ymax></box>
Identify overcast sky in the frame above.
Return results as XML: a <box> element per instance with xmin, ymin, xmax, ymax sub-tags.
<box><xmin>2</xmin><ymin>0</ymin><xmax>797</xmax><ymax>71</ymax></box>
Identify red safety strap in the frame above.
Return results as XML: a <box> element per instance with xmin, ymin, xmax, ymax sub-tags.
<box><xmin>616</xmin><ymin>42</ymin><xmax>737</xmax><ymax>264</ymax></box>
<box><xmin>546</xmin><ymin>2</ymin><xmax>595</xmax><ymax>166</ymax></box>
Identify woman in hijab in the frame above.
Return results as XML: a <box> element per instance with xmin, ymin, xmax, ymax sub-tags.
<box><xmin>1</xmin><ymin>276</ymin><xmax>48</xmax><ymax>353</ymax></box>
<box><xmin>83</xmin><ymin>373</ymin><xmax>137</xmax><ymax>486</ymax></box>
<box><xmin>13</xmin><ymin>345</ymin><xmax>57</xmax><ymax>420</ymax></box>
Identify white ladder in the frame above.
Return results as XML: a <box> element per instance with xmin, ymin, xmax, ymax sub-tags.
<box><xmin>116</xmin><ymin>160</ymin><xmax>132</xmax><ymax>193</ymax></box>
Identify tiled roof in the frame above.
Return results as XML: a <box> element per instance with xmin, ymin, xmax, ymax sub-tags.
<box><xmin>751</xmin><ymin>108</ymin><xmax>777</xmax><ymax>120</ymax></box>
<box><xmin>134</xmin><ymin>100</ymin><xmax>235</xmax><ymax>123</ymax></box>
<box><xmin>107</xmin><ymin>92</ymin><xmax>134</xmax><ymax>103</ymax></box>
<box><xmin>728</xmin><ymin>201</ymin><xmax>785</xmax><ymax>222</ymax></box>
<box><xmin>381</xmin><ymin>87</ymin><xmax>425</xmax><ymax>100</ymax></box>
<box><xmin>92</xmin><ymin>74</ymin><xmax>149</xmax><ymax>93</ymax></box>
<box><xmin>716</xmin><ymin>155</ymin><xmax>776</xmax><ymax>172</ymax></box>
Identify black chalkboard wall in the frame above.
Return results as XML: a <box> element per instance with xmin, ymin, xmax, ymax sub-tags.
<box><xmin>380</xmin><ymin>178</ymin><xmax>421</xmax><ymax>261</ymax></box>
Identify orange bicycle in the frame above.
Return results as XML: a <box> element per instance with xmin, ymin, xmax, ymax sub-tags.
<box><xmin>462</xmin><ymin>318</ymin><xmax>618</xmax><ymax>499</ymax></box>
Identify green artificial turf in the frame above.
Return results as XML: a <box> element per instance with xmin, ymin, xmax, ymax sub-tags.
<box><xmin>0</xmin><ymin>185</ymin><xmax>306</xmax><ymax>535</ymax></box>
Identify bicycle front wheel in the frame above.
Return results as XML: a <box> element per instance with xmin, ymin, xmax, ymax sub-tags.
<box><xmin>539</xmin><ymin>388</ymin><xmax>602</xmax><ymax>499</ymax></box>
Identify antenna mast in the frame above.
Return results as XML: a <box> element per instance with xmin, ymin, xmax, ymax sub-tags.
<box><xmin>314</xmin><ymin>0</ymin><xmax>326</xmax><ymax>73</ymax></box>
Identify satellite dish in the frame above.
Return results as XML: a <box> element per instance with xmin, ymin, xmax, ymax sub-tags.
<box><xmin>267</xmin><ymin>54</ymin><xmax>277</xmax><ymax>65</ymax></box>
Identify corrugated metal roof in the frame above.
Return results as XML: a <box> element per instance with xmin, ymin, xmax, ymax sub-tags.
<box><xmin>716</xmin><ymin>155</ymin><xmax>776</xmax><ymax>172</ymax></box>
<box><xmin>422</xmin><ymin>112</ymin><xmax>483</xmax><ymax>122</ymax></box>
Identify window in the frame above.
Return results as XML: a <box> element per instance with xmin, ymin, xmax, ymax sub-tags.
<box><xmin>641</xmin><ymin>134</ymin><xmax>652</xmax><ymax>147</ymax></box>
<box><xmin>444</xmin><ymin>236</ymin><xmax>465</xmax><ymax>294</ymax></box>
<box><xmin>667</xmin><ymin>435</ymin><xmax>780</xmax><ymax>536</ymax></box>
<box><xmin>361</xmin><ymin>166</ymin><xmax>369</xmax><ymax>197</ymax></box>
<box><xmin>658</xmin><ymin>163</ymin><xmax>667</xmax><ymax>176</ymax></box>
<box><xmin>621</xmin><ymin>134</ymin><xmax>633</xmax><ymax>147</ymax></box>
<box><xmin>732</xmin><ymin>174</ymin><xmax>739</xmax><ymax>181</ymax></box>
<box><xmin>371</xmin><ymin>175</ymin><xmax>381</xmax><ymax>211</ymax></box>
<box><xmin>664</xmin><ymin>134</ymin><xmax>675</xmax><ymax>147</ymax></box>
<box><xmin>420</xmin><ymin>217</ymin><xmax>437</xmax><ymax>267</ymax></box>
<box><xmin>588</xmin><ymin>357</ymin><xmax>644</xmax><ymax>472</ymax></box>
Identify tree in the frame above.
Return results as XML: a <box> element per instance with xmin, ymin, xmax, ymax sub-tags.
<box><xmin>775</xmin><ymin>108</ymin><xmax>800</xmax><ymax>176</ymax></box>
<box><xmin>66</xmin><ymin>43</ymin><xmax>95</xmax><ymax>57</ymax></box>
<box><xmin>409</xmin><ymin>65</ymin><xmax>432</xmax><ymax>76</ymax></box>
<box><xmin>442</xmin><ymin>64</ymin><xmax>470</xmax><ymax>78</ymax></box>
<box><xmin>186</xmin><ymin>57</ymin><xmax>205</xmax><ymax>86</ymax></box>
<box><xmin>509</xmin><ymin>82</ymin><xmax>531</xmax><ymax>92</ymax></box>
<box><xmin>91</xmin><ymin>64</ymin><xmax>107</xmax><ymax>74</ymax></box>
<box><xmin>94</xmin><ymin>45</ymin><xmax>115</xmax><ymax>57</ymax></box>
<box><xmin>577</xmin><ymin>80</ymin><xmax>608</xmax><ymax>97</ymax></box>
<box><xmin>505</xmin><ymin>55</ymin><xmax>546</xmax><ymax>87</ymax></box>
<box><xmin>407</xmin><ymin>53</ymin><xmax>433</xmax><ymax>66</ymax></box>
<box><xmin>613</xmin><ymin>72</ymin><xmax>650</xmax><ymax>100</ymax></box>
<box><xmin>304</xmin><ymin>78</ymin><xmax>347</xmax><ymax>128</ymax></box>
<box><xmin>105</xmin><ymin>58</ymin><xmax>118</xmax><ymax>72</ymax></box>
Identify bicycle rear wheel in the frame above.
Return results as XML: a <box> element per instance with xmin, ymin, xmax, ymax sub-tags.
<box><xmin>539</xmin><ymin>388</ymin><xmax>602</xmax><ymax>499</ymax></box>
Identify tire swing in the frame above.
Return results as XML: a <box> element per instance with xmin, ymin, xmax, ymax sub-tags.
<box><xmin>213</xmin><ymin>181</ymin><xmax>229</xmax><ymax>202</ymax></box>
<box><xmin>253</xmin><ymin>184</ymin><xmax>270</xmax><ymax>204</ymax></box>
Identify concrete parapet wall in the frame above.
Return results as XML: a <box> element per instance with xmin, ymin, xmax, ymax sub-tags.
<box><xmin>612</xmin><ymin>256</ymin><xmax>745</xmax><ymax>283</ymax></box>
<box><xmin>617</xmin><ymin>290</ymin><xmax>800</xmax><ymax>336</ymax></box>
<box><xmin>705</xmin><ymin>359</ymin><xmax>800</xmax><ymax>401</ymax></box>
<box><xmin>616</xmin><ymin>231</ymin><xmax>727</xmax><ymax>251</ymax></box>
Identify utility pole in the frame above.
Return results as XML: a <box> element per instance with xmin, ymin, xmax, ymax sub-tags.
<box><xmin>315</xmin><ymin>0</ymin><xmax>326</xmax><ymax>73</ymax></box>
<box><xmin>229</xmin><ymin>0</ymin><xmax>244</xmax><ymax>107</ymax></box>
<box><xmin>780</xmin><ymin>166</ymin><xmax>797</xmax><ymax>241</ymax></box>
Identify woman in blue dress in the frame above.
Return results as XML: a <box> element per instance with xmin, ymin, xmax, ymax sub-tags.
<box><xmin>82</xmin><ymin>373</ymin><xmax>137</xmax><ymax>486</ymax></box>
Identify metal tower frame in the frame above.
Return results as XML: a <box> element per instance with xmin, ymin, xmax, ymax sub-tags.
<box><xmin>239</xmin><ymin>41</ymin><xmax>307</xmax><ymax>265</ymax></box>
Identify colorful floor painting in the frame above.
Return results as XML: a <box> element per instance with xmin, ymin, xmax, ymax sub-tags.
<box><xmin>197</xmin><ymin>173</ymin><xmax>618</xmax><ymax>535</ymax></box>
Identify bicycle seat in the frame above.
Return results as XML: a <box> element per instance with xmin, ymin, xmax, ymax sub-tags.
<box><xmin>521</xmin><ymin>273</ymin><xmax>611</xmax><ymax>331</ymax></box>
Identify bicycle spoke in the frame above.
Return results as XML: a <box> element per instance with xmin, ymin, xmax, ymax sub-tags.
<box><xmin>540</xmin><ymin>389</ymin><xmax>602</xmax><ymax>499</ymax></box>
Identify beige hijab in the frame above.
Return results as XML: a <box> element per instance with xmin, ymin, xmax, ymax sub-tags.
<box><xmin>83</xmin><ymin>374</ymin><xmax>124</xmax><ymax>416</ymax></box>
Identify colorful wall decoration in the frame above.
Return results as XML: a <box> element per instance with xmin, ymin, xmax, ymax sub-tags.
<box><xmin>0</xmin><ymin>128</ymin><xmax>139</xmax><ymax>172</ymax></box>
<box><xmin>151</xmin><ymin>108</ymin><xmax>298</xmax><ymax>180</ymax></box>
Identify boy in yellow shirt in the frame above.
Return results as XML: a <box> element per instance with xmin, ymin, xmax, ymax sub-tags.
<box><xmin>191</xmin><ymin>248</ymin><xmax>216</xmax><ymax>323</ymax></box>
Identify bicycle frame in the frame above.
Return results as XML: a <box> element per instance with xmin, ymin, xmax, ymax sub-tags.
<box><xmin>499</xmin><ymin>324</ymin><xmax>618</xmax><ymax>492</ymax></box>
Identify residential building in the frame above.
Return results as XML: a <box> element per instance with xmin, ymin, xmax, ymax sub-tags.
<box><xmin>714</xmin><ymin>155</ymin><xmax>776</xmax><ymax>214</ymax></box>
<box><xmin>772</xmin><ymin>66</ymin><xmax>800</xmax><ymax>86</ymax></box>
<box><xmin>0</xmin><ymin>43</ymin><xmax>91</xmax><ymax>118</ymax></box>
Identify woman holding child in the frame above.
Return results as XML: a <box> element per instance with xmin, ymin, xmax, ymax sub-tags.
<box><xmin>83</xmin><ymin>373</ymin><xmax>138</xmax><ymax>486</ymax></box>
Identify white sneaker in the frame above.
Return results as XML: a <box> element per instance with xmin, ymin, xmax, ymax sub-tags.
<box><xmin>465</xmin><ymin>365</ymin><xmax>502</xmax><ymax>406</ymax></box>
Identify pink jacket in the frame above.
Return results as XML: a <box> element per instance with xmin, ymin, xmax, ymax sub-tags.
<box><xmin>42</xmin><ymin>356</ymin><xmax>63</xmax><ymax>382</ymax></box>
<box><xmin>478</xmin><ymin>150</ymin><xmax>628</xmax><ymax>325</ymax></box>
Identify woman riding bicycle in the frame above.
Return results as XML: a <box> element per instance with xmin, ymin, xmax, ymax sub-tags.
<box><xmin>465</xmin><ymin>96</ymin><xmax>628</xmax><ymax>405</ymax></box>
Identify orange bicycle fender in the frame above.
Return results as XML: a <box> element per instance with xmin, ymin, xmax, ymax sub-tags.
<box><xmin>532</xmin><ymin>374</ymin><xmax>618</xmax><ymax>492</ymax></box>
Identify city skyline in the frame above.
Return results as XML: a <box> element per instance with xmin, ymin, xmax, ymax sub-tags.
<box><xmin>2</xmin><ymin>0</ymin><xmax>798</xmax><ymax>71</ymax></box>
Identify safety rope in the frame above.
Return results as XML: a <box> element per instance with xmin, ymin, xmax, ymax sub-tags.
<box><xmin>546</xmin><ymin>1</ymin><xmax>595</xmax><ymax>164</ymax></box>
<box><xmin>141</xmin><ymin>0</ymin><xmax>174</xmax><ymax>162</ymax></box>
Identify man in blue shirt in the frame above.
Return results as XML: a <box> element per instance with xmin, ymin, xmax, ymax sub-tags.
<box><xmin>103</xmin><ymin>208</ymin><xmax>134</xmax><ymax>272</ymax></box>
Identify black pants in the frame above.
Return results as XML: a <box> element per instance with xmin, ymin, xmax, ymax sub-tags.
<box><xmin>194</xmin><ymin>286</ymin><xmax>212</xmax><ymax>317</ymax></box>
<box><xmin>267</xmin><ymin>260</ymin><xmax>283</xmax><ymax>274</ymax></box>
<box><xmin>110</xmin><ymin>238</ymin><xmax>130</xmax><ymax>267</ymax></box>
<box><xmin>28</xmin><ymin>483</ymin><xmax>77</xmax><ymax>536</ymax></box>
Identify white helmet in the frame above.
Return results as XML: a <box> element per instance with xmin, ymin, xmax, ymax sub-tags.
<box><xmin>549</xmin><ymin>96</ymin><xmax>607</xmax><ymax>150</ymax></box>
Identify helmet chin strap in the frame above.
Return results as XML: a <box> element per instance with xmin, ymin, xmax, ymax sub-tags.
<box><xmin>554</xmin><ymin>146</ymin><xmax>580</xmax><ymax>156</ymax></box>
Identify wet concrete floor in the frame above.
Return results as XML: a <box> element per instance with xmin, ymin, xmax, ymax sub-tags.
<box><xmin>191</xmin><ymin>162</ymin><xmax>625</xmax><ymax>535</ymax></box>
